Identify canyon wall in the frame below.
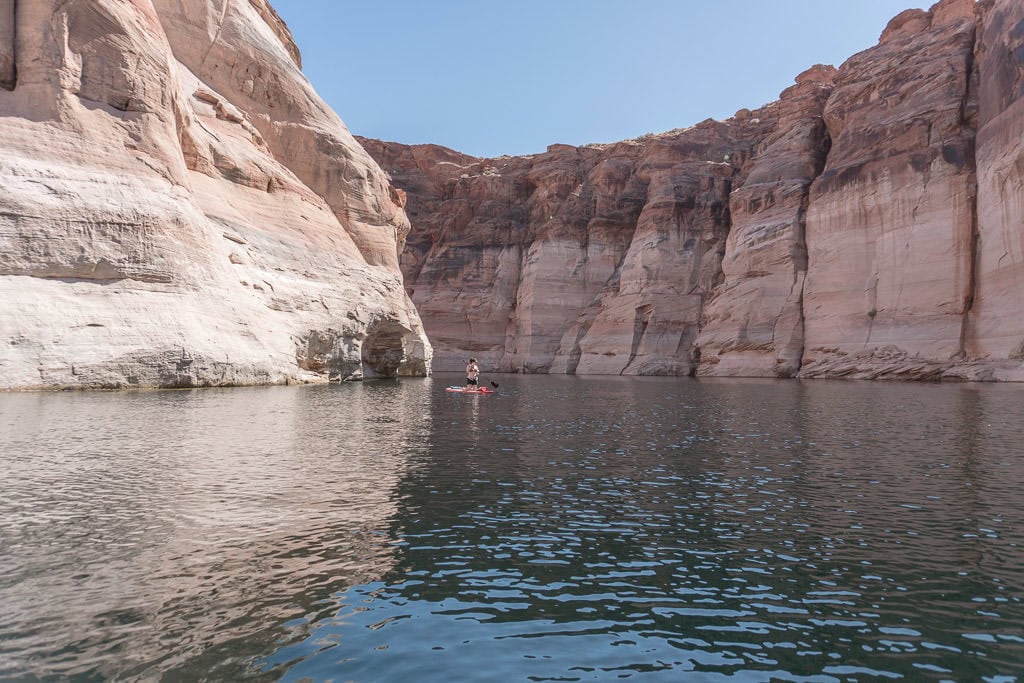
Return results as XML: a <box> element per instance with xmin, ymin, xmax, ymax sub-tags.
<box><xmin>966</xmin><ymin>0</ymin><xmax>1024</xmax><ymax>379</ymax></box>
<box><xmin>361</xmin><ymin>114</ymin><xmax>776</xmax><ymax>374</ymax></box>
<box><xmin>799</xmin><ymin>0</ymin><xmax>978</xmax><ymax>380</ymax></box>
<box><xmin>368</xmin><ymin>0</ymin><xmax>1024</xmax><ymax>380</ymax></box>
<box><xmin>0</xmin><ymin>0</ymin><xmax>431</xmax><ymax>389</ymax></box>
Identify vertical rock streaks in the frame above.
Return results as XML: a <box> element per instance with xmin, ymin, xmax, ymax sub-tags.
<box><xmin>964</xmin><ymin>0</ymin><xmax>1024</xmax><ymax>380</ymax></box>
<box><xmin>0</xmin><ymin>0</ymin><xmax>14</xmax><ymax>91</ymax></box>
<box><xmin>3</xmin><ymin>0</ymin><xmax>1023</xmax><ymax>385</ymax></box>
<box><xmin>366</xmin><ymin>120</ymin><xmax>773</xmax><ymax>374</ymax></box>
<box><xmin>696</xmin><ymin>64</ymin><xmax>835</xmax><ymax>377</ymax></box>
<box><xmin>800</xmin><ymin>0</ymin><xmax>979</xmax><ymax>380</ymax></box>
<box><xmin>369</xmin><ymin>0</ymin><xmax>1024</xmax><ymax>381</ymax></box>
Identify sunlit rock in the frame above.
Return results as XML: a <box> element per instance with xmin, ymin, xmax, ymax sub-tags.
<box><xmin>696</xmin><ymin>65</ymin><xmax>835</xmax><ymax>378</ymax></box>
<box><xmin>0</xmin><ymin>0</ymin><xmax>430</xmax><ymax>389</ymax></box>
<box><xmin>366</xmin><ymin>0</ymin><xmax>1024</xmax><ymax>382</ymax></box>
<box><xmin>363</xmin><ymin>118</ymin><xmax>775</xmax><ymax>376</ymax></box>
<box><xmin>800</xmin><ymin>0</ymin><xmax>979</xmax><ymax>380</ymax></box>
<box><xmin>963</xmin><ymin>0</ymin><xmax>1024</xmax><ymax>381</ymax></box>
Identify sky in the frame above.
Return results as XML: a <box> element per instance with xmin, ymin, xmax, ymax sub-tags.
<box><xmin>273</xmin><ymin>1</ymin><xmax>930</xmax><ymax>158</ymax></box>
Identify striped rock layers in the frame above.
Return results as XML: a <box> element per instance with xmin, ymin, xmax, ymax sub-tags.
<box><xmin>0</xmin><ymin>0</ymin><xmax>430</xmax><ymax>389</ymax></box>
<box><xmin>368</xmin><ymin>0</ymin><xmax>1024</xmax><ymax>381</ymax></box>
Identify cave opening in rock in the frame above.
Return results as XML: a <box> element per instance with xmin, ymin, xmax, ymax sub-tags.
<box><xmin>361</xmin><ymin>321</ymin><xmax>407</xmax><ymax>379</ymax></box>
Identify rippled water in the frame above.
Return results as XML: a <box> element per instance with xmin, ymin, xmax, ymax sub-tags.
<box><xmin>1</xmin><ymin>376</ymin><xmax>1022</xmax><ymax>681</ymax></box>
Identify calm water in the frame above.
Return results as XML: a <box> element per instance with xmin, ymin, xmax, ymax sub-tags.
<box><xmin>1</xmin><ymin>376</ymin><xmax>1023</xmax><ymax>681</ymax></box>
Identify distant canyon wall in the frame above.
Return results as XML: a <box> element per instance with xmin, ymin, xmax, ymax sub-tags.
<box><xmin>0</xmin><ymin>0</ymin><xmax>431</xmax><ymax>389</ymax></box>
<box><xmin>366</xmin><ymin>0</ymin><xmax>1024</xmax><ymax>381</ymax></box>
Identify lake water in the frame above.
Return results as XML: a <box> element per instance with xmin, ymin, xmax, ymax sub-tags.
<box><xmin>1</xmin><ymin>375</ymin><xmax>1022</xmax><ymax>681</ymax></box>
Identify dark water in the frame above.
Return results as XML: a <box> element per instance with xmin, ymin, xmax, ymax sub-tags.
<box><xmin>1</xmin><ymin>376</ymin><xmax>1023</xmax><ymax>681</ymax></box>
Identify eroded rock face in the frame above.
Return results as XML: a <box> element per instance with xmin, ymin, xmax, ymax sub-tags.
<box><xmin>363</xmin><ymin>114</ymin><xmax>776</xmax><ymax>375</ymax></box>
<box><xmin>964</xmin><ymin>0</ymin><xmax>1024</xmax><ymax>380</ymax></box>
<box><xmin>0</xmin><ymin>0</ymin><xmax>16</xmax><ymax>91</ymax></box>
<box><xmin>799</xmin><ymin>0</ymin><xmax>979</xmax><ymax>380</ymax></box>
<box><xmin>5</xmin><ymin>0</ymin><xmax>1022</xmax><ymax>385</ymax></box>
<box><xmin>368</xmin><ymin>0</ymin><xmax>1024</xmax><ymax>381</ymax></box>
<box><xmin>696</xmin><ymin>65</ymin><xmax>835</xmax><ymax>378</ymax></box>
<box><xmin>0</xmin><ymin>0</ymin><xmax>430</xmax><ymax>389</ymax></box>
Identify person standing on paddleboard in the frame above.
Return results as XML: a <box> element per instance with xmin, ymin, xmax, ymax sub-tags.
<box><xmin>465</xmin><ymin>358</ymin><xmax>480</xmax><ymax>390</ymax></box>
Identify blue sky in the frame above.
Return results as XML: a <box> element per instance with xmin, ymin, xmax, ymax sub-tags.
<box><xmin>274</xmin><ymin>1</ymin><xmax>929</xmax><ymax>158</ymax></box>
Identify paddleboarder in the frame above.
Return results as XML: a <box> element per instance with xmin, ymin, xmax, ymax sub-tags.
<box><xmin>465</xmin><ymin>358</ymin><xmax>480</xmax><ymax>390</ymax></box>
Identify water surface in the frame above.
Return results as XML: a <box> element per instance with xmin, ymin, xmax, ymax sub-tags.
<box><xmin>1</xmin><ymin>376</ymin><xmax>1022</xmax><ymax>680</ymax></box>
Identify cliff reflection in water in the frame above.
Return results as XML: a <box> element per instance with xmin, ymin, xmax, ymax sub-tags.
<box><xmin>1</xmin><ymin>377</ymin><xmax>1023</xmax><ymax>681</ymax></box>
<box><xmin>265</xmin><ymin>377</ymin><xmax>1024</xmax><ymax>682</ymax></box>
<box><xmin>0</xmin><ymin>381</ymin><xmax>434</xmax><ymax>680</ymax></box>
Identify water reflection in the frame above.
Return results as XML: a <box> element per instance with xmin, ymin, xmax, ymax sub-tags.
<box><xmin>262</xmin><ymin>377</ymin><xmax>1024</xmax><ymax>682</ymax></box>
<box><xmin>0</xmin><ymin>381</ymin><xmax>434</xmax><ymax>679</ymax></box>
<box><xmin>1</xmin><ymin>377</ymin><xmax>1023</xmax><ymax>681</ymax></box>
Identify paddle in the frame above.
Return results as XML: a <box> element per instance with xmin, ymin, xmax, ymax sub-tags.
<box><xmin>490</xmin><ymin>380</ymin><xmax>499</xmax><ymax>389</ymax></box>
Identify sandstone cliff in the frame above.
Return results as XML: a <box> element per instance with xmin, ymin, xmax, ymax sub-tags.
<box><xmin>966</xmin><ymin>0</ymin><xmax>1024</xmax><ymax>378</ymax></box>
<box><xmin>799</xmin><ymin>0</ymin><xmax>978</xmax><ymax>380</ymax></box>
<box><xmin>362</xmin><ymin>115</ymin><xmax>775</xmax><ymax>375</ymax></box>
<box><xmin>367</xmin><ymin>0</ymin><xmax>1024</xmax><ymax>381</ymax></box>
<box><xmin>0</xmin><ymin>0</ymin><xmax>431</xmax><ymax>389</ymax></box>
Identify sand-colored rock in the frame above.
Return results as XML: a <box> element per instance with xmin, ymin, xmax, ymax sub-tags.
<box><xmin>799</xmin><ymin>0</ymin><xmax>979</xmax><ymax>379</ymax></box>
<box><xmin>368</xmin><ymin>0</ymin><xmax>1024</xmax><ymax>382</ymax></box>
<box><xmin>964</xmin><ymin>0</ymin><xmax>1024</xmax><ymax>380</ymax></box>
<box><xmin>361</xmin><ymin>140</ymin><xmax>612</xmax><ymax>373</ymax></box>
<box><xmin>365</xmin><ymin>115</ymin><xmax>775</xmax><ymax>375</ymax></box>
<box><xmin>5</xmin><ymin>0</ymin><xmax>1023</xmax><ymax>385</ymax></box>
<box><xmin>0</xmin><ymin>0</ymin><xmax>429</xmax><ymax>390</ymax></box>
<box><xmin>696</xmin><ymin>65</ymin><xmax>835</xmax><ymax>377</ymax></box>
<box><xmin>150</xmin><ymin>0</ymin><xmax>411</xmax><ymax>272</ymax></box>
<box><xmin>568</xmin><ymin>136</ymin><xmax>753</xmax><ymax>376</ymax></box>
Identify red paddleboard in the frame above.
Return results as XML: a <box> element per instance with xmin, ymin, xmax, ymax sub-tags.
<box><xmin>446</xmin><ymin>386</ymin><xmax>495</xmax><ymax>394</ymax></box>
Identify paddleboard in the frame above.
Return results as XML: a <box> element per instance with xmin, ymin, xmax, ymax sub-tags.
<box><xmin>446</xmin><ymin>386</ymin><xmax>495</xmax><ymax>394</ymax></box>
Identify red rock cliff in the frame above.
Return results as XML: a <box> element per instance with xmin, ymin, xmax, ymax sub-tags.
<box><xmin>362</xmin><ymin>114</ymin><xmax>775</xmax><ymax>374</ymax></box>
<box><xmin>366</xmin><ymin>0</ymin><xmax>1024</xmax><ymax>380</ymax></box>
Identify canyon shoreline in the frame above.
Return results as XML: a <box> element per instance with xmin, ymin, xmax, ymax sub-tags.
<box><xmin>2</xmin><ymin>0</ymin><xmax>1023</xmax><ymax>390</ymax></box>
